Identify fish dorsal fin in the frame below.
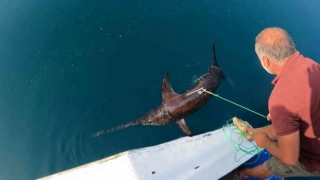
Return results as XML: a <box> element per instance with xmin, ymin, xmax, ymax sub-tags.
<box><xmin>176</xmin><ymin>119</ymin><xmax>192</xmax><ymax>136</ymax></box>
<box><xmin>162</xmin><ymin>74</ymin><xmax>178</xmax><ymax>103</ymax></box>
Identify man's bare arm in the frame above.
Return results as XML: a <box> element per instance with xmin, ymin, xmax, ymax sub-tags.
<box><xmin>254</xmin><ymin>130</ymin><xmax>300</xmax><ymax>165</ymax></box>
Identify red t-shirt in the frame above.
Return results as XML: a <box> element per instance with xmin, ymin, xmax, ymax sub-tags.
<box><xmin>269</xmin><ymin>51</ymin><xmax>320</xmax><ymax>172</ymax></box>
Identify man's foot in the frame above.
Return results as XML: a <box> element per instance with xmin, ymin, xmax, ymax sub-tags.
<box><xmin>232</xmin><ymin>117</ymin><xmax>253</xmax><ymax>141</ymax></box>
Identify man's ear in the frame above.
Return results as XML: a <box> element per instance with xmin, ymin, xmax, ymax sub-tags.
<box><xmin>262</xmin><ymin>56</ymin><xmax>270</xmax><ymax>67</ymax></box>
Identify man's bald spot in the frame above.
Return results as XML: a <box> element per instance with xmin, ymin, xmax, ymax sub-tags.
<box><xmin>255</xmin><ymin>27</ymin><xmax>296</xmax><ymax>63</ymax></box>
<box><xmin>257</xmin><ymin>27</ymin><xmax>288</xmax><ymax>46</ymax></box>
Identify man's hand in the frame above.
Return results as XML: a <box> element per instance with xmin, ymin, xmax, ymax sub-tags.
<box><xmin>267</xmin><ymin>113</ymin><xmax>272</xmax><ymax>121</ymax></box>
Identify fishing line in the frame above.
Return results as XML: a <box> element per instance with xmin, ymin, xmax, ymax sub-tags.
<box><xmin>188</xmin><ymin>87</ymin><xmax>267</xmax><ymax>119</ymax></box>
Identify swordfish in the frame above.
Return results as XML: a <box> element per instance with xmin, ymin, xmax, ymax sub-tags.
<box><xmin>93</xmin><ymin>42</ymin><xmax>224</xmax><ymax>137</ymax></box>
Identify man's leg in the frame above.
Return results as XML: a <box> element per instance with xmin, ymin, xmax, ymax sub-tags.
<box><xmin>240</xmin><ymin>162</ymin><xmax>272</xmax><ymax>178</ymax></box>
<box><xmin>239</xmin><ymin>125</ymin><xmax>276</xmax><ymax>178</ymax></box>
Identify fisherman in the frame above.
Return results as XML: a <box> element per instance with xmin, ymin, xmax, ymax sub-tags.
<box><xmin>224</xmin><ymin>27</ymin><xmax>320</xmax><ymax>179</ymax></box>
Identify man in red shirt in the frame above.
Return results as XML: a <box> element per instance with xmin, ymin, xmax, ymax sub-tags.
<box><xmin>225</xmin><ymin>27</ymin><xmax>320</xmax><ymax>179</ymax></box>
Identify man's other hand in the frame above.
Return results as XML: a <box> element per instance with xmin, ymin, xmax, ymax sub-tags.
<box><xmin>267</xmin><ymin>113</ymin><xmax>272</xmax><ymax>121</ymax></box>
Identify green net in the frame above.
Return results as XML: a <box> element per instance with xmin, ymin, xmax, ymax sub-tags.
<box><xmin>222</xmin><ymin>119</ymin><xmax>262</xmax><ymax>164</ymax></box>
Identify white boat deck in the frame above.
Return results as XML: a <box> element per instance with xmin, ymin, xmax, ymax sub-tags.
<box><xmin>40</xmin><ymin>125</ymin><xmax>258</xmax><ymax>180</ymax></box>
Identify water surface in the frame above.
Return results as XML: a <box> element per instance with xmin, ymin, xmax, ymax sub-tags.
<box><xmin>0</xmin><ymin>0</ymin><xmax>319</xmax><ymax>179</ymax></box>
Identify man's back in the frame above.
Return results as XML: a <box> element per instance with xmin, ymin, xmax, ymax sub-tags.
<box><xmin>269</xmin><ymin>51</ymin><xmax>320</xmax><ymax>171</ymax></box>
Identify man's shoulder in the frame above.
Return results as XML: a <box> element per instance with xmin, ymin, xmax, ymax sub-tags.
<box><xmin>278</xmin><ymin>56</ymin><xmax>320</xmax><ymax>90</ymax></box>
<box><xmin>297</xmin><ymin>53</ymin><xmax>320</xmax><ymax>71</ymax></box>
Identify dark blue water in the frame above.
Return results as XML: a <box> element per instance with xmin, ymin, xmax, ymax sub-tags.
<box><xmin>0</xmin><ymin>0</ymin><xmax>320</xmax><ymax>179</ymax></box>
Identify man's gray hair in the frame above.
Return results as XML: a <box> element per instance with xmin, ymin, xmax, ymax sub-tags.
<box><xmin>255</xmin><ymin>27</ymin><xmax>296</xmax><ymax>63</ymax></box>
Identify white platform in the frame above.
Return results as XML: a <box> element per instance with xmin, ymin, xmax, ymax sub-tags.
<box><xmin>40</xmin><ymin>125</ymin><xmax>258</xmax><ymax>180</ymax></box>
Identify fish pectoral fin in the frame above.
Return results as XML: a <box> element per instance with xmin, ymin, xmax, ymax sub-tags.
<box><xmin>176</xmin><ymin>118</ymin><xmax>192</xmax><ymax>136</ymax></box>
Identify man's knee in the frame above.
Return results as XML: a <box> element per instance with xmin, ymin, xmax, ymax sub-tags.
<box><xmin>265</xmin><ymin>125</ymin><xmax>277</xmax><ymax>141</ymax></box>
